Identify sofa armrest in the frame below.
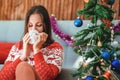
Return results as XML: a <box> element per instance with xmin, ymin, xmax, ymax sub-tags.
<box><xmin>55</xmin><ymin>68</ymin><xmax>77</xmax><ymax>80</ymax></box>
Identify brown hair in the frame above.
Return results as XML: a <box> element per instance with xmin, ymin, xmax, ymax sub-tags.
<box><xmin>24</xmin><ymin>5</ymin><xmax>54</xmax><ymax>47</ymax></box>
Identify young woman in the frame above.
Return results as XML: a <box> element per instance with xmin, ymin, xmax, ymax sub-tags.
<box><xmin>0</xmin><ymin>5</ymin><xmax>64</xmax><ymax>80</ymax></box>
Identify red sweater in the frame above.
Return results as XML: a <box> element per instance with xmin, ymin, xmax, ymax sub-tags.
<box><xmin>0</xmin><ymin>41</ymin><xmax>64</xmax><ymax>80</ymax></box>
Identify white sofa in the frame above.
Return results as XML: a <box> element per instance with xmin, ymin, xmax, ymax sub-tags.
<box><xmin>0</xmin><ymin>20</ymin><xmax>119</xmax><ymax>80</ymax></box>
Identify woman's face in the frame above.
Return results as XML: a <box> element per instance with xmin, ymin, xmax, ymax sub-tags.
<box><xmin>27</xmin><ymin>13</ymin><xmax>44</xmax><ymax>33</ymax></box>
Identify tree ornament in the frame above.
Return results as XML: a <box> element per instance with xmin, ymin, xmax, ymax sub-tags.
<box><xmin>74</xmin><ymin>17</ymin><xmax>83</xmax><ymax>27</ymax></box>
<box><xmin>106</xmin><ymin>0</ymin><xmax>115</xmax><ymax>5</ymax></box>
<box><xmin>103</xmin><ymin>0</ymin><xmax>108</xmax><ymax>2</ymax></box>
<box><xmin>97</xmin><ymin>41</ymin><xmax>102</xmax><ymax>47</ymax></box>
<box><xmin>110</xmin><ymin>27</ymin><xmax>114</xmax><ymax>42</ymax></box>
<box><xmin>102</xmin><ymin>19</ymin><xmax>111</xmax><ymax>28</ymax></box>
<box><xmin>101</xmin><ymin>50</ymin><xmax>110</xmax><ymax>60</ymax></box>
<box><xmin>113</xmin><ymin>53</ymin><xmax>117</xmax><ymax>60</ymax></box>
<box><xmin>77</xmin><ymin>50</ymin><xmax>81</xmax><ymax>53</ymax></box>
<box><xmin>111</xmin><ymin>59</ymin><xmax>120</xmax><ymax>72</ymax></box>
<box><xmin>87</xmin><ymin>43</ymin><xmax>91</xmax><ymax>46</ymax></box>
<box><xmin>111</xmin><ymin>40</ymin><xmax>119</xmax><ymax>48</ymax></box>
<box><xmin>84</xmin><ymin>0</ymin><xmax>90</xmax><ymax>3</ymax></box>
<box><xmin>97</xmin><ymin>37</ymin><xmax>102</xmax><ymax>47</ymax></box>
<box><xmin>83</xmin><ymin>62</ymin><xmax>88</xmax><ymax>67</ymax></box>
<box><xmin>101</xmin><ymin>62</ymin><xmax>105</xmax><ymax>66</ymax></box>
<box><xmin>103</xmin><ymin>71</ymin><xmax>111</xmax><ymax>79</ymax></box>
<box><xmin>85</xmin><ymin>76</ymin><xmax>94</xmax><ymax>80</ymax></box>
<box><xmin>100</xmin><ymin>59</ymin><xmax>104</xmax><ymax>62</ymax></box>
<box><xmin>82</xmin><ymin>75</ymin><xmax>87</xmax><ymax>79</ymax></box>
<box><xmin>50</xmin><ymin>16</ymin><xmax>75</xmax><ymax>46</ymax></box>
<box><xmin>112</xmin><ymin>21</ymin><xmax>120</xmax><ymax>31</ymax></box>
<box><xmin>99</xmin><ymin>59</ymin><xmax>105</xmax><ymax>65</ymax></box>
<box><xmin>55</xmin><ymin>35</ymin><xmax>60</xmax><ymax>38</ymax></box>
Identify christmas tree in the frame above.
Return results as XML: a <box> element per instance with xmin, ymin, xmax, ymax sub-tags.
<box><xmin>73</xmin><ymin>0</ymin><xmax>120</xmax><ymax>80</ymax></box>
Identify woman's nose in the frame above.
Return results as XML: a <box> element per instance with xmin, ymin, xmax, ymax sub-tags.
<box><xmin>32</xmin><ymin>26</ymin><xmax>36</xmax><ymax>30</ymax></box>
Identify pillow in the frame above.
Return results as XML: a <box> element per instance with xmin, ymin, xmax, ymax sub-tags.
<box><xmin>0</xmin><ymin>42</ymin><xmax>15</xmax><ymax>64</ymax></box>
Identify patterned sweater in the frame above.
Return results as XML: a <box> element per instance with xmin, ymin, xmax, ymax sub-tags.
<box><xmin>0</xmin><ymin>41</ymin><xmax>64</xmax><ymax>80</ymax></box>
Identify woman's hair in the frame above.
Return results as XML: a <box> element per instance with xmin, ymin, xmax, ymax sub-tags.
<box><xmin>24</xmin><ymin>5</ymin><xmax>54</xmax><ymax>47</ymax></box>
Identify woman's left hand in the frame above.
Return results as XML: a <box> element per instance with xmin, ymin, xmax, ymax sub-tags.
<box><xmin>33</xmin><ymin>32</ymin><xmax>48</xmax><ymax>54</ymax></box>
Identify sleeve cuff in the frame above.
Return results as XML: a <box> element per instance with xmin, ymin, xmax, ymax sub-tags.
<box><xmin>13</xmin><ymin>57</ymin><xmax>22</xmax><ymax>67</ymax></box>
<box><xmin>34</xmin><ymin>52</ymin><xmax>45</xmax><ymax>63</ymax></box>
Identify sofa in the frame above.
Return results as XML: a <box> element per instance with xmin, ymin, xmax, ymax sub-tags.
<box><xmin>0</xmin><ymin>20</ymin><xmax>81</xmax><ymax>80</ymax></box>
<box><xmin>0</xmin><ymin>20</ymin><xmax>119</xmax><ymax>80</ymax></box>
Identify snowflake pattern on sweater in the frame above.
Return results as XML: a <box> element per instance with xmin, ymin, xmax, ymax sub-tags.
<box><xmin>0</xmin><ymin>41</ymin><xmax>64</xmax><ymax>80</ymax></box>
<box><xmin>5</xmin><ymin>42</ymin><xmax>64</xmax><ymax>70</ymax></box>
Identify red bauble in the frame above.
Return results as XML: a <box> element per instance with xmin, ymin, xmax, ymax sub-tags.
<box><xmin>103</xmin><ymin>71</ymin><xmax>111</xmax><ymax>79</ymax></box>
<box><xmin>103</xmin><ymin>0</ymin><xmax>108</xmax><ymax>2</ymax></box>
<box><xmin>102</xmin><ymin>19</ymin><xmax>111</xmax><ymax>28</ymax></box>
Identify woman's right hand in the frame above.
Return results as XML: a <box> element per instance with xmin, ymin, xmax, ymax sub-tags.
<box><xmin>20</xmin><ymin>33</ymin><xmax>31</xmax><ymax>61</ymax></box>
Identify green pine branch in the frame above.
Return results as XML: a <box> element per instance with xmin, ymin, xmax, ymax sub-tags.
<box><xmin>73</xmin><ymin>0</ymin><xmax>120</xmax><ymax>79</ymax></box>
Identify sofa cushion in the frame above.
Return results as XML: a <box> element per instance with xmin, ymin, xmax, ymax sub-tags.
<box><xmin>0</xmin><ymin>42</ymin><xmax>14</xmax><ymax>64</ymax></box>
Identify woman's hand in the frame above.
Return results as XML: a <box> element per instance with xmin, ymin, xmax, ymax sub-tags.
<box><xmin>20</xmin><ymin>33</ymin><xmax>31</xmax><ymax>61</ymax></box>
<box><xmin>33</xmin><ymin>32</ymin><xmax>48</xmax><ymax>54</ymax></box>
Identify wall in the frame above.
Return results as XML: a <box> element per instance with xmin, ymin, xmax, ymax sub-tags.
<box><xmin>0</xmin><ymin>0</ymin><xmax>120</xmax><ymax>20</ymax></box>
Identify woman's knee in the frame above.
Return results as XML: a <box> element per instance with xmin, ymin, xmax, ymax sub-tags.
<box><xmin>15</xmin><ymin>62</ymin><xmax>36</xmax><ymax>80</ymax></box>
<box><xmin>16</xmin><ymin>61</ymin><xmax>33</xmax><ymax>73</ymax></box>
<box><xmin>16</xmin><ymin>61</ymin><xmax>30</xmax><ymax>69</ymax></box>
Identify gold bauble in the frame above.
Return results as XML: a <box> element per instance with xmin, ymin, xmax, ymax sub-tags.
<box><xmin>97</xmin><ymin>41</ymin><xmax>102</xmax><ymax>47</ymax></box>
<box><xmin>84</xmin><ymin>0</ymin><xmax>89</xmax><ymax>3</ymax></box>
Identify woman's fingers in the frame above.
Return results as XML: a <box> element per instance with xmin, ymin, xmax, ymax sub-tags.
<box><xmin>39</xmin><ymin>32</ymin><xmax>48</xmax><ymax>42</ymax></box>
<box><xmin>23</xmin><ymin>33</ymin><xmax>30</xmax><ymax>44</ymax></box>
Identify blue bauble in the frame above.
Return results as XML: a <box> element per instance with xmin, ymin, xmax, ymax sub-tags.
<box><xmin>101</xmin><ymin>51</ymin><xmax>110</xmax><ymax>60</ymax></box>
<box><xmin>74</xmin><ymin>17</ymin><xmax>83</xmax><ymax>27</ymax></box>
<box><xmin>111</xmin><ymin>59</ymin><xmax>120</xmax><ymax>72</ymax></box>
<box><xmin>85</xmin><ymin>76</ymin><xmax>94</xmax><ymax>80</ymax></box>
<box><xmin>106</xmin><ymin>0</ymin><xmax>115</xmax><ymax>5</ymax></box>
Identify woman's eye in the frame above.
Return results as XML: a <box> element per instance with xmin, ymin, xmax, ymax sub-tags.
<box><xmin>37</xmin><ymin>24</ymin><xmax>43</xmax><ymax>27</ymax></box>
<box><xmin>28</xmin><ymin>25</ymin><xmax>32</xmax><ymax>27</ymax></box>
